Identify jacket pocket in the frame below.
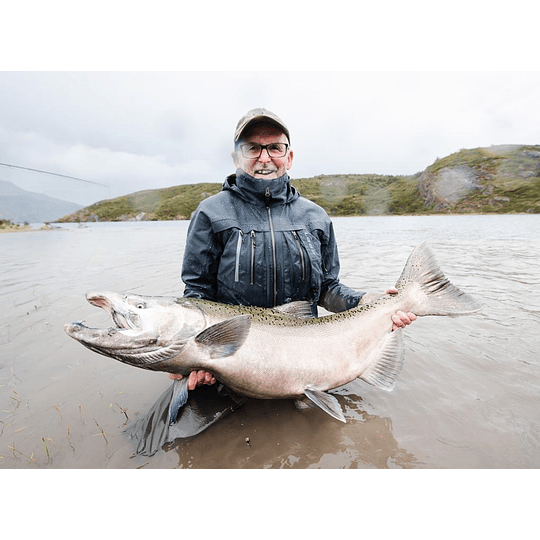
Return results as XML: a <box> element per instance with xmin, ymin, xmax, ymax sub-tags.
<box><xmin>234</xmin><ymin>229</ymin><xmax>258</xmax><ymax>285</ymax></box>
<box><xmin>296</xmin><ymin>229</ymin><xmax>324</xmax><ymax>299</ymax></box>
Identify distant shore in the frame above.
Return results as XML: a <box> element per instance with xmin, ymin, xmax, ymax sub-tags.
<box><xmin>0</xmin><ymin>223</ymin><xmax>58</xmax><ymax>234</ymax></box>
<box><xmin>0</xmin><ymin>224</ymin><xmax>32</xmax><ymax>233</ymax></box>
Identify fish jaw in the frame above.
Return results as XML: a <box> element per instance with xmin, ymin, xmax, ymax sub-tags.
<box><xmin>63</xmin><ymin>321</ymin><xmax>176</xmax><ymax>367</ymax></box>
<box><xmin>64</xmin><ymin>320</ymin><xmax>156</xmax><ymax>349</ymax></box>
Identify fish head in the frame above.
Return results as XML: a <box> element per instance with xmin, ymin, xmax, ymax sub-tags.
<box><xmin>63</xmin><ymin>291</ymin><xmax>208</xmax><ymax>369</ymax></box>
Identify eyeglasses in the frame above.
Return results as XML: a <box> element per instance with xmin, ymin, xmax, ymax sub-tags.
<box><xmin>239</xmin><ymin>142</ymin><xmax>289</xmax><ymax>159</ymax></box>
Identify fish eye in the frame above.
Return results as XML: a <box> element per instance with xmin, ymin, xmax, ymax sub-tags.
<box><xmin>136</xmin><ymin>302</ymin><xmax>146</xmax><ymax>309</ymax></box>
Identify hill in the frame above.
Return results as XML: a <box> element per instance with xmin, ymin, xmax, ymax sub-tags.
<box><xmin>0</xmin><ymin>180</ymin><xmax>82</xmax><ymax>223</ymax></box>
<box><xmin>58</xmin><ymin>144</ymin><xmax>540</xmax><ymax>222</ymax></box>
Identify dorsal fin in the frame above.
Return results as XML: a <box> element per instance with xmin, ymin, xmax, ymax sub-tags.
<box><xmin>274</xmin><ymin>301</ymin><xmax>314</xmax><ymax>319</ymax></box>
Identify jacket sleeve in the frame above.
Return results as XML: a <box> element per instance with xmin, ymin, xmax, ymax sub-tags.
<box><xmin>317</xmin><ymin>221</ymin><xmax>365</xmax><ymax>313</ymax></box>
<box><xmin>181</xmin><ymin>207</ymin><xmax>222</xmax><ymax>300</ymax></box>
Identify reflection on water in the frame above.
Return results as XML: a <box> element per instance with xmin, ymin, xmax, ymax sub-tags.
<box><xmin>1</xmin><ymin>215</ymin><xmax>539</xmax><ymax>468</ymax></box>
<box><xmin>164</xmin><ymin>395</ymin><xmax>418</xmax><ymax>469</ymax></box>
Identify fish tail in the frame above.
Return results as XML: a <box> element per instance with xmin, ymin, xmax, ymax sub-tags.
<box><xmin>396</xmin><ymin>242</ymin><xmax>483</xmax><ymax>317</ymax></box>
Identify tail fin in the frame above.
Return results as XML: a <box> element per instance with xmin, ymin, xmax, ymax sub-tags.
<box><xmin>396</xmin><ymin>242</ymin><xmax>483</xmax><ymax>317</ymax></box>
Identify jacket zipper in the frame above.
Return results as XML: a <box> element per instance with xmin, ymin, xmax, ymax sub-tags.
<box><xmin>250</xmin><ymin>231</ymin><xmax>255</xmax><ymax>285</ymax></box>
<box><xmin>292</xmin><ymin>231</ymin><xmax>305</xmax><ymax>281</ymax></box>
<box><xmin>266</xmin><ymin>205</ymin><xmax>277</xmax><ymax>306</ymax></box>
<box><xmin>234</xmin><ymin>229</ymin><xmax>243</xmax><ymax>282</ymax></box>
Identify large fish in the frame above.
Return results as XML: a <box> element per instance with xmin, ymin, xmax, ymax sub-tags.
<box><xmin>64</xmin><ymin>242</ymin><xmax>482</xmax><ymax>425</ymax></box>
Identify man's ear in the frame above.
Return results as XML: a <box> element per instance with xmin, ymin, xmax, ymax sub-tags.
<box><xmin>231</xmin><ymin>150</ymin><xmax>241</xmax><ymax>168</ymax></box>
<box><xmin>286</xmin><ymin>148</ymin><xmax>294</xmax><ymax>170</ymax></box>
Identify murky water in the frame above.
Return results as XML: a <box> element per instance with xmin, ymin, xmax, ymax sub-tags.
<box><xmin>1</xmin><ymin>214</ymin><xmax>539</xmax><ymax>468</ymax></box>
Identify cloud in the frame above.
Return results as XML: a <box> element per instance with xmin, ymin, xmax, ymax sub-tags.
<box><xmin>1</xmin><ymin>72</ymin><xmax>539</xmax><ymax>206</ymax></box>
<box><xmin>0</xmin><ymin>126</ymin><xmax>216</xmax><ymax>204</ymax></box>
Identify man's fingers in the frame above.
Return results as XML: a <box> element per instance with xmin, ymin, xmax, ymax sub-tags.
<box><xmin>392</xmin><ymin>313</ymin><xmax>406</xmax><ymax>328</ymax></box>
<box><xmin>170</xmin><ymin>370</ymin><xmax>215</xmax><ymax>388</ymax></box>
<box><xmin>391</xmin><ymin>311</ymin><xmax>417</xmax><ymax>329</ymax></box>
<box><xmin>188</xmin><ymin>371</ymin><xmax>199</xmax><ymax>390</ymax></box>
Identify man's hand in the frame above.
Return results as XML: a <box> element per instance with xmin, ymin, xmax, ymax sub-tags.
<box><xmin>360</xmin><ymin>288</ymin><xmax>417</xmax><ymax>331</ymax></box>
<box><xmin>169</xmin><ymin>370</ymin><xmax>216</xmax><ymax>390</ymax></box>
<box><xmin>386</xmin><ymin>288</ymin><xmax>417</xmax><ymax>331</ymax></box>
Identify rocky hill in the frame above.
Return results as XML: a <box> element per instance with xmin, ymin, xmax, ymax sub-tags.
<box><xmin>58</xmin><ymin>144</ymin><xmax>540</xmax><ymax>222</ymax></box>
<box><xmin>417</xmin><ymin>144</ymin><xmax>539</xmax><ymax>213</ymax></box>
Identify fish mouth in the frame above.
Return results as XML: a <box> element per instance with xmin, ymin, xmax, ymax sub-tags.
<box><xmin>64</xmin><ymin>291</ymin><xmax>143</xmax><ymax>344</ymax></box>
<box><xmin>86</xmin><ymin>291</ymin><xmax>142</xmax><ymax>332</ymax></box>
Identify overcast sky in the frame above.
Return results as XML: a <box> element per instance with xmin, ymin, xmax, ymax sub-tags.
<box><xmin>1</xmin><ymin>71</ymin><xmax>539</xmax><ymax>205</ymax></box>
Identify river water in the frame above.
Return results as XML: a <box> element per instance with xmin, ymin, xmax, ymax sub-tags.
<box><xmin>1</xmin><ymin>214</ymin><xmax>539</xmax><ymax>469</ymax></box>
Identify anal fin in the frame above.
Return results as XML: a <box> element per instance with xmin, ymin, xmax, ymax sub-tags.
<box><xmin>304</xmin><ymin>387</ymin><xmax>346</xmax><ymax>423</ymax></box>
<box><xmin>360</xmin><ymin>328</ymin><xmax>405</xmax><ymax>391</ymax></box>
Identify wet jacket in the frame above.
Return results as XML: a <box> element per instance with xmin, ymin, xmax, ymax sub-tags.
<box><xmin>181</xmin><ymin>170</ymin><xmax>364</xmax><ymax>315</ymax></box>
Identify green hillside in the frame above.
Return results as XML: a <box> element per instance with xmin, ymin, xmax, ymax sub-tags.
<box><xmin>58</xmin><ymin>144</ymin><xmax>540</xmax><ymax>222</ymax></box>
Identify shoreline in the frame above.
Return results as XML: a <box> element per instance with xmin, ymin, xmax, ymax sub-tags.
<box><xmin>2</xmin><ymin>212</ymin><xmax>537</xmax><ymax>232</ymax></box>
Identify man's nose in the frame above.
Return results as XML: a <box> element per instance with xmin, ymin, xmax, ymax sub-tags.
<box><xmin>257</xmin><ymin>148</ymin><xmax>272</xmax><ymax>162</ymax></box>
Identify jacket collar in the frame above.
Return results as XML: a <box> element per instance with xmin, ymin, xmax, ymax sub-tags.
<box><xmin>223</xmin><ymin>169</ymin><xmax>299</xmax><ymax>206</ymax></box>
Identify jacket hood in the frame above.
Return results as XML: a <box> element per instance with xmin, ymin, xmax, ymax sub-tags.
<box><xmin>223</xmin><ymin>169</ymin><xmax>299</xmax><ymax>206</ymax></box>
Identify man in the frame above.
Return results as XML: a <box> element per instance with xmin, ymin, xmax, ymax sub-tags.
<box><xmin>171</xmin><ymin>108</ymin><xmax>416</xmax><ymax>391</ymax></box>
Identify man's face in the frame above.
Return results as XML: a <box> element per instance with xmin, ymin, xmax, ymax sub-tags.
<box><xmin>232</xmin><ymin>124</ymin><xmax>294</xmax><ymax>180</ymax></box>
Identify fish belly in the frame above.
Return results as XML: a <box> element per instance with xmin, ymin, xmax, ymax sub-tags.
<box><xmin>208</xmin><ymin>316</ymin><xmax>391</xmax><ymax>399</ymax></box>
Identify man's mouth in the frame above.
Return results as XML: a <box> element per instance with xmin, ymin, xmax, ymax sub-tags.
<box><xmin>254</xmin><ymin>169</ymin><xmax>276</xmax><ymax>176</ymax></box>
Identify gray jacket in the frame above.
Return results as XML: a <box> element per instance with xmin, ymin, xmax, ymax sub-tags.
<box><xmin>181</xmin><ymin>170</ymin><xmax>364</xmax><ymax>314</ymax></box>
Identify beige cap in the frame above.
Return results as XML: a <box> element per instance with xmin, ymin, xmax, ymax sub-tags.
<box><xmin>234</xmin><ymin>108</ymin><xmax>290</xmax><ymax>143</ymax></box>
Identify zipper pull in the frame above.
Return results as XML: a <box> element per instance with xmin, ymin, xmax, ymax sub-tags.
<box><xmin>265</xmin><ymin>187</ymin><xmax>271</xmax><ymax>198</ymax></box>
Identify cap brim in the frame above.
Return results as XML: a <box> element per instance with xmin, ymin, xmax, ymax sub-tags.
<box><xmin>234</xmin><ymin>116</ymin><xmax>290</xmax><ymax>142</ymax></box>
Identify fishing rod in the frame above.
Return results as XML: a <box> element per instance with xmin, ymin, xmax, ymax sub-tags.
<box><xmin>0</xmin><ymin>162</ymin><xmax>110</xmax><ymax>188</ymax></box>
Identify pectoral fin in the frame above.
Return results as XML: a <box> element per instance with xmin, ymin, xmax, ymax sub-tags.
<box><xmin>304</xmin><ymin>387</ymin><xmax>346</xmax><ymax>423</ymax></box>
<box><xmin>195</xmin><ymin>315</ymin><xmax>251</xmax><ymax>359</ymax></box>
<box><xmin>168</xmin><ymin>377</ymin><xmax>190</xmax><ymax>425</ymax></box>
